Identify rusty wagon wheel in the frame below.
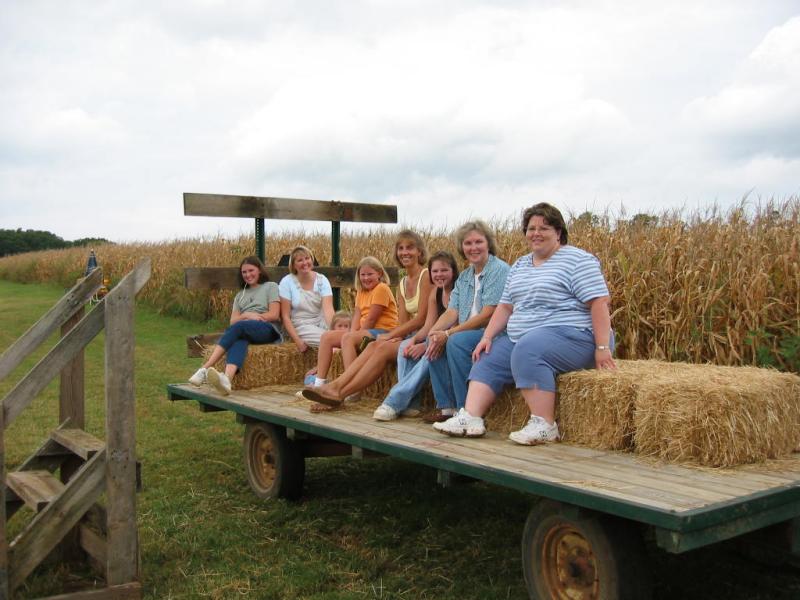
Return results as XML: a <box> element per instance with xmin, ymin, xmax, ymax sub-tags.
<box><xmin>243</xmin><ymin>422</ymin><xmax>304</xmax><ymax>500</ymax></box>
<box><xmin>522</xmin><ymin>500</ymin><xmax>651</xmax><ymax>600</ymax></box>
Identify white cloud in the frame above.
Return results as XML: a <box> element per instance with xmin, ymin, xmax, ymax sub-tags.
<box><xmin>0</xmin><ymin>2</ymin><xmax>798</xmax><ymax>242</ymax></box>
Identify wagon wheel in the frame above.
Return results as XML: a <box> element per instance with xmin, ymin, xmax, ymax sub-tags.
<box><xmin>521</xmin><ymin>500</ymin><xmax>651</xmax><ymax>600</ymax></box>
<box><xmin>243</xmin><ymin>422</ymin><xmax>305</xmax><ymax>500</ymax></box>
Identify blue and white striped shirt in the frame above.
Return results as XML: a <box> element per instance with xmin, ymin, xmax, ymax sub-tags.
<box><xmin>501</xmin><ymin>246</ymin><xmax>609</xmax><ymax>341</ymax></box>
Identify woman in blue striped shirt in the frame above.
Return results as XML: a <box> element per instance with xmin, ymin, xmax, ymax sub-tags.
<box><xmin>434</xmin><ymin>203</ymin><xmax>616</xmax><ymax>444</ymax></box>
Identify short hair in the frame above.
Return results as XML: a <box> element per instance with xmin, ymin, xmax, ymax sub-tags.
<box><xmin>427</xmin><ymin>250</ymin><xmax>459</xmax><ymax>284</ymax></box>
<box><xmin>522</xmin><ymin>203</ymin><xmax>568</xmax><ymax>244</ymax></box>
<box><xmin>393</xmin><ymin>229</ymin><xmax>429</xmax><ymax>267</ymax></box>
<box><xmin>354</xmin><ymin>256</ymin><xmax>391</xmax><ymax>292</ymax></box>
<box><xmin>453</xmin><ymin>220</ymin><xmax>499</xmax><ymax>260</ymax></box>
<box><xmin>331</xmin><ymin>310</ymin><xmax>351</xmax><ymax>326</ymax></box>
<box><xmin>288</xmin><ymin>245</ymin><xmax>316</xmax><ymax>275</ymax></box>
<box><xmin>237</xmin><ymin>255</ymin><xmax>269</xmax><ymax>287</ymax></box>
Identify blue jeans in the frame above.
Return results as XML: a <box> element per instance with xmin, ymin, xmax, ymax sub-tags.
<box><xmin>383</xmin><ymin>338</ymin><xmax>430</xmax><ymax>412</ymax></box>
<box><xmin>218</xmin><ymin>320</ymin><xmax>281</xmax><ymax>369</ymax></box>
<box><xmin>469</xmin><ymin>326</ymin><xmax>615</xmax><ymax>393</ymax></box>
<box><xmin>428</xmin><ymin>329</ymin><xmax>484</xmax><ymax>410</ymax></box>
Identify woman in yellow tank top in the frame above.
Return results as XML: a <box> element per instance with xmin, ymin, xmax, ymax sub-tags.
<box><xmin>302</xmin><ymin>230</ymin><xmax>431</xmax><ymax>410</ymax></box>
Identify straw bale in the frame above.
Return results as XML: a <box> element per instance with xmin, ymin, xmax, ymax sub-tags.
<box><xmin>633</xmin><ymin>363</ymin><xmax>800</xmax><ymax>467</ymax></box>
<box><xmin>204</xmin><ymin>343</ymin><xmax>318</xmax><ymax>390</ymax></box>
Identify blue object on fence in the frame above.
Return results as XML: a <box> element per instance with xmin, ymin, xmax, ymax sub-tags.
<box><xmin>85</xmin><ymin>250</ymin><xmax>98</xmax><ymax>276</ymax></box>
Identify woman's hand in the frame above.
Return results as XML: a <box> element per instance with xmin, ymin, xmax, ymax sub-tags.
<box><xmin>405</xmin><ymin>341</ymin><xmax>427</xmax><ymax>360</ymax></box>
<box><xmin>295</xmin><ymin>340</ymin><xmax>309</xmax><ymax>353</ymax></box>
<box><xmin>472</xmin><ymin>337</ymin><xmax>492</xmax><ymax>362</ymax></box>
<box><xmin>425</xmin><ymin>330</ymin><xmax>448</xmax><ymax>360</ymax></box>
<box><xmin>595</xmin><ymin>348</ymin><xmax>617</xmax><ymax>370</ymax></box>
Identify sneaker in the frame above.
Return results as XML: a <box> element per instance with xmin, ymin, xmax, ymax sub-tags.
<box><xmin>189</xmin><ymin>367</ymin><xmax>207</xmax><ymax>386</ymax></box>
<box><xmin>432</xmin><ymin>408</ymin><xmax>486</xmax><ymax>437</ymax></box>
<box><xmin>372</xmin><ymin>404</ymin><xmax>398</xmax><ymax>421</ymax></box>
<box><xmin>344</xmin><ymin>392</ymin><xmax>362</xmax><ymax>404</ymax></box>
<box><xmin>508</xmin><ymin>416</ymin><xmax>560</xmax><ymax>445</ymax></box>
<box><xmin>206</xmin><ymin>367</ymin><xmax>231</xmax><ymax>396</ymax></box>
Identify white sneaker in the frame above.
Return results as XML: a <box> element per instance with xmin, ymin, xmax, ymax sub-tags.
<box><xmin>509</xmin><ymin>415</ymin><xmax>559</xmax><ymax>445</ymax></box>
<box><xmin>432</xmin><ymin>408</ymin><xmax>486</xmax><ymax>437</ymax></box>
<box><xmin>189</xmin><ymin>367</ymin><xmax>207</xmax><ymax>386</ymax></box>
<box><xmin>206</xmin><ymin>367</ymin><xmax>231</xmax><ymax>396</ymax></box>
<box><xmin>372</xmin><ymin>404</ymin><xmax>398</xmax><ymax>421</ymax></box>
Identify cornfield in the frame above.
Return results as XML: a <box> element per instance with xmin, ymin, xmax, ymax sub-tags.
<box><xmin>1</xmin><ymin>200</ymin><xmax>798</xmax><ymax>371</ymax></box>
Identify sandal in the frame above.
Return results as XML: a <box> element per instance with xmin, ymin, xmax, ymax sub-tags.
<box><xmin>300</xmin><ymin>388</ymin><xmax>343</xmax><ymax>408</ymax></box>
<box><xmin>310</xmin><ymin>402</ymin><xmax>340</xmax><ymax>413</ymax></box>
<box><xmin>423</xmin><ymin>409</ymin><xmax>452</xmax><ymax>423</ymax></box>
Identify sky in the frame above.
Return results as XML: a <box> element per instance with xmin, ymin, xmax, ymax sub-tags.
<box><xmin>1</xmin><ymin>1</ymin><xmax>798</xmax><ymax>242</ymax></box>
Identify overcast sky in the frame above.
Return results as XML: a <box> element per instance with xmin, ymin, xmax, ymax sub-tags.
<box><xmin>1</xmin><ymin>1</ymin><xmax>798</xmax><ymax>242</ymax></box>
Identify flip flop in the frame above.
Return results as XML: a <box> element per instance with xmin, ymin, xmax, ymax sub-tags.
<box><xmin>310</xmin><ymin>402</ymin><xmax>340</xmax><ymax>414</ymax></box>
<box><xmin>300</xmin><ymin>388</ymin><xmax>343</xmax><ymax>408</ymax></box>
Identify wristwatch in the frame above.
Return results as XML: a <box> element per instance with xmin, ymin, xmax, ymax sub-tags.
<box><xmin>596</xmin><ymin>345</ymin><xmax>610</xmax><ymax>351</ymax></box>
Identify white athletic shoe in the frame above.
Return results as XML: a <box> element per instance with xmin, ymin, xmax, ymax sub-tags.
<box><xmin>372</xmin><ymin>404</ymin><xmax>398</xmax><ymax>421</ymax></box>
<box><xmin>206</xmin><ymin>367</ymin><xmax>231</xmax><ymax>396</ymax></box>
<box><xmin>432</xmin><ymin>408</ymin><xmax>486</xmax><ymax>437</ymax></box>
<box><xmin>189</xmin><ymin>367</ymin><xmax>207</xmax><ymax>386</ymax></box>
<box><xmin>508</xmin><ymin>416</ymin><xmax>560</xmax><ymax>445</ymax></box>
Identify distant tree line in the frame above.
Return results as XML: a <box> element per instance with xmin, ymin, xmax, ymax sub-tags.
<box><xmin>0</xmin><ymin>228</ymin><xmax>112</xmax><ymax>257</ymax></box>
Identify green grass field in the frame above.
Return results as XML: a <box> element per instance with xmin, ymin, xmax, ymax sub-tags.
<box><xmin>2</xmin><ymin>280</ymin><xmax>800</xmax><ymax>599</ymax></box>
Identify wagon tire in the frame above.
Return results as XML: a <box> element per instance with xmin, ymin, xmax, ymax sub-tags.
<box><xmin>521</xmin><ymin>499</ymin><xmax>651</xmax><ymax>600</ymax></box>
<box><xmin>243</xmin><ymin>422</ymin><xmax>305</xmax><ymax>500</ymax></box>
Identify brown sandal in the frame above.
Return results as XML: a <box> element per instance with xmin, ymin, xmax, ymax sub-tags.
<box><xmin>300</xmin><ymin>388</ymin><xmax>343</xmax><ymax>408</ymax></box>
<box><xmin>310</xmin><ymin>402</ymin><xmax>341</xmax><ymax>413</ymax></box>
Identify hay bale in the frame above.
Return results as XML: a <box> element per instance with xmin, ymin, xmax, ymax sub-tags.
<box><xmin>633</xmin><ymin>364</ymin><xmax>800</xmax><ymax>467</ymax></box>
<box><xmin>204</xmin><ymin>343</ymin><xmax>318</xmax><ymax>389</ymax></box>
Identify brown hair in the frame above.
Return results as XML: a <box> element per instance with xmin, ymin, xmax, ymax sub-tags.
<box><xmin>522</xmin><ymin>203</ymin><xmax>568</xmax><ymax>244</ymax></box>
<box><xmin>393</xmin><ymin>229</ymin><xmax>429</xmax><ymax>267</ymax></box>
<box><xmin>427</xmin><ymin>250</ymin><xmax>459</xmax><ymax>285</ymax></box>
<box><xmin>454</xmin><ymin>220</ymin><xmax>499</xmax><ymax>260</ymax></box>
<box><xmin>237</xmin><ymin>255</ymin><xmax>269</xmax><ymax>287</ymax></box>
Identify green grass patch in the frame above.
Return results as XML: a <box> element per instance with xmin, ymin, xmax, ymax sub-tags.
<box><xmin>2</xmin><ymin>280</ymin><xmax>800</xmax><ymax>599</ymax></box>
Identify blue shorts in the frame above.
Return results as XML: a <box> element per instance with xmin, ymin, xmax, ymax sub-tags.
<box><xmin>367</xmin><ymin>328</ymin><xmax>388</xmax><ymax>337</ymax></box>
<box><xmin>469</xmin><ymin>326</ymin><xmax>614</xmax><ymax>394</ymax></box>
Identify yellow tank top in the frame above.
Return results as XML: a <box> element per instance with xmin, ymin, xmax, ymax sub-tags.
<box><xmin>399</xmin><ymin>268</ymin><xmax>428</xmax><ymax>317</ymax></box>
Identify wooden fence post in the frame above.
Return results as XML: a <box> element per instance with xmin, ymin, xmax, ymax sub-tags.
<box><xmin>1</xmin><ymin>404</ymin><xmax>8</xmax><ymax>600</ymax></box>
<box><xmin>58</xmin><ymin>304</ymin><xmax>86</xmax><ymax>560</ymax></box>
<box><xmin>104</xmin><ymin>274</ymin><xmax>138</xmax><ymax>585</ymax></box>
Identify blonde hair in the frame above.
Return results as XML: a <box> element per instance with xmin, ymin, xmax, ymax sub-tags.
<box><xmin>331</xmin><ymin>310</ymin><xmax>351</xmax><ymax>328</ymax></box>
<box><xmin>288</xmin><ymin>245</ymin><xmax>315</xmax><ymax>275</ymax></box>
<box><xmin>393</xmin><ymin>229</ymin><xmax>428</xmax><ymax>267</ymax></box>
<box><xmin>454</xmin><ymin>220</ymin><xmax>499</xmax><ymax>260</ymax></box>
<box><xmin>354</xmin><ymin>256</ymin><xmax>390</xmax><ymax>292</ymax></box>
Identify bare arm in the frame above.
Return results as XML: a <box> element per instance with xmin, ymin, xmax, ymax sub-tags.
<box><xmin>321</xmin><ymin>295</ymin><xmax>335</xmax><ymax>326</ymax></box>
<box><xmin>360</xmin><ymin>303</ymin><xmax>385</xmax><ymax>330</ymax></box>
<box><xmin>382</xmin><ymin>276</ymin><xmax>432</xmax><ymax>341</ymax></box>
<box><xmin>589</xmin><ymin>295</ymin><xmax>616</xmax><ymax>370</ymax></box>
<box><xmin>471</xmin><ymin>303</ymin><xmax>513</xmax><ymax>360</ymax></box>
<box><xmin>281</xmin><ymin>298</ymin><xmax>308</xmax><ymax>352</ymax></box>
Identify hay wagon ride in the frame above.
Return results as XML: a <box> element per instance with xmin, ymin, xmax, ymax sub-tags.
<box><xmin>170</xmin><ymin>194</ymin><xmax>800</xmax><ymax>600</ymax></box>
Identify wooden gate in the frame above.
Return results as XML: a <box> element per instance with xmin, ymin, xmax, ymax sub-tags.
<box><xmin>1</xmin><ymin>259</ymin><xmax>151</xmax><ymax>599</ymax></box>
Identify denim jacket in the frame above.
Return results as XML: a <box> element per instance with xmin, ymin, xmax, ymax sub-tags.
<box><xmin>449</xmin><ymin>254</ymin><xmax>510</xmax><ymax>324</ymax></box>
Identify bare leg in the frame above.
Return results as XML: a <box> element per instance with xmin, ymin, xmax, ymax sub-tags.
<box><xmin>520</xmin><ymin>388</ymin><xmax>556</xmax><ymax>423</ymax></box>
<box><xmin>464</xmin><ymin>381</ymin><xmax>497</xmax><ymax>417</ymax></box>
<box><xmin>224</xmin><ymin>363</ymin><xmax>238</xmax><ymax>379</ymax></box>
<box><xmin>341</xmin><ymin>329</ymin><xmax>372</xmax><ymax>368</ymax></box>
<box><xmin>202</xmin><ymin>344</ymin><xmax>226</xmax><ymax>369</ymax></box>
<box><xmin>316</xmin><ymin>330</ymin><xmax>346</xmax><ymax>379</ymax></box>
<box><xmin>336</xmin><ymin>340</ymin><xmax>400</xmax><ymax>398</ymax></box>
<box><xmin>322</xmin><ymin>342</ymin><xmax>380</xmax><ymax>396</ymax></box>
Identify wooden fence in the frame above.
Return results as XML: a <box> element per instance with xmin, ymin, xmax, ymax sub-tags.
<box><xmin>0</xmin><ymin>259</ymin><xmax>151</xmax><ymax>599</ymax></box>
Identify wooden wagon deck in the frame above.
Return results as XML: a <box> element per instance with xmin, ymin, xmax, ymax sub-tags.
<box><xmin>167</xmin><ymin>382</ymin><xmax>800</xmax><ymax>554</ymax></box>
